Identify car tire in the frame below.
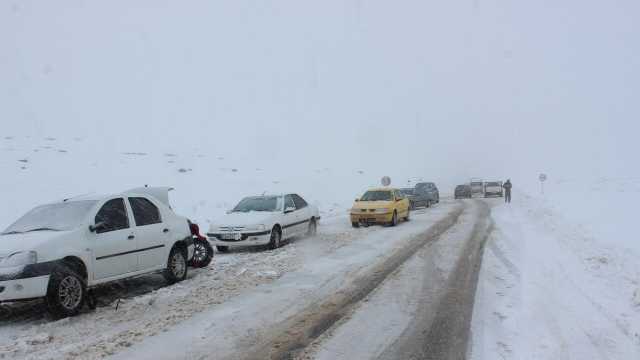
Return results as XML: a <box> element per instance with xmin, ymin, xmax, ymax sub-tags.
<box><xmin>390</xmin><ymin>211</ymin><xmax>398</xmax><ymax>227</ymax></box>
<box><xmin>46</xmin><ymin>266</ymin><xmax>86</xmax><ymax>318</ymax></box>
<box><xmin>426</xmin><ymin>200</ymin><xmax>431</xmax><ymax>208</ymax></box>
<box><xmin>404</xmin><ymin>209</ymin><xmax>410</xmax><ymax>222</ymax></box>
<box><xmin>352</xmin><ymin>222</ymin><xmax>360</xmax><ymax>228</ymax></box>
<box><xmin>268</xmin><ymin>226</ymin><xmax>282</xmax><ymax>250</ymax></box>
<box><xmin>216</xmin><ymin>246</ymin><xmax>229</xmax><ymax>253</ymax></box>
<box><xmin>164</xmin><ymin>245</ymin><xmax>188</xmax><ymax>285</ymax></box>
<box><xmin>307</xmin><ymin>218</ymin><xmax>317</xmax><ymax>237</ymax></box>
<box><xmin>189</xmin><ymin>238</ymin><xmax>213</xmax><ymax>268</ymax></box>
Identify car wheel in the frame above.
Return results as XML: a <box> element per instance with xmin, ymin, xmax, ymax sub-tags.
<box><xmin>189</xmin><ymin>238</ymin><xmax>213</xmax><ymax>268</ymax></box>
<box><xmin>46</xmin><ymin>266</ymin><xmax>86</xmax><ymax>318</ymax></box>
<box><xmin>426</xmin><ymin>200</ymin><xmax>431</xmax><ymax>208</ymax></box>
<box><xmin>390</xmin><ymin>211</ymin><xmax>398</xmax><ymax>227</ymax></box>
<box><xmin>164</xmin><ymin>246</ymin><xmax>188</xmax><ymax>285</ymax></box>
<box><xmin>307</xmin><ymin>218</ymin><xmax>317</xmax><ymax>237</ymax></box>
<box><xmin>404</xmin><ymin>209</ymin><xmax>410</xmax><ymax>221</ymax></box>
<box><xmin>268</xmin><ymin>226</ymin><xmax>282</xmax><ymax>250</ymax></box>
<box><xmin>352</xmin><ymin>222</ymin><xmax>360</xmax><ymax>228</ymax></box>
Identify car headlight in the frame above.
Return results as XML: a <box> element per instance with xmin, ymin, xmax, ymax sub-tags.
<box><xmin>374</xmin><ymin>208</ymin><xmax>390</xmax><ymax>214</ymax></box>
<box><xmin>0</xmin><ymin>251</ymin><xmax>37</xmax><ymax>268</ymax></box>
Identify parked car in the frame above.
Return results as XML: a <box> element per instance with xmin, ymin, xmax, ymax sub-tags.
<box><xmin>207</xmin><ymin>194</ymin><xmax>320</xmax><ymax>252</ymax></box>
<box><xmin>470</xmin><ymin>178</ymin><xmax>484</xmax><ymax>197</ymax></box>
<box><xmin>484</xmin><ymin>181</ymin><xmax>504</xmax><ymax>197</ymax></box>
<box><xmin>0</xmin><ymin>187</ymin><xmax>194</xmax><ymax>318</ymax></box>
<box><xmin>350</xmin><ymin>188</ymin><xmax>410</xmax><ymax>228</ymax></box>
<box><xmin>414</xmin><ymin>182</ymin><xmax>439</xmax><ymax>205</ymax></box>
<box><xmin>400</xmin><ymin>187</ymin><xmax>431</xmax><ymax>209</ymax></box>
<box><xmin>454</xmin><ymin>184</ymin><xmax>473</xmax><ymax>199</ymax></box>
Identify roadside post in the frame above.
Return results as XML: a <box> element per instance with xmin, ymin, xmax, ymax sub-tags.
<box><xmin>539</xmin><ymin>173</ymin><xmax>547</xmax><ymax>195</ymax></box>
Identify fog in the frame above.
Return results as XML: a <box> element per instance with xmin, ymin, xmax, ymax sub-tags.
<box><xmin>2</xmin><ymin>0</ymin><xmax>639</xmax><ymax>189</ymax></box>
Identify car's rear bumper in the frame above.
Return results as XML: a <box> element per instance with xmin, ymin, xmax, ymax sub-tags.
<box><xmin>350</xmin><ymin>213</ymin><xmax>393</xmax><ymax>224</ymax></box>
<box><xmin>207</xmin><ymin>231</ymin><xmax>272</xmax><ymax>247</ymax></box>
<box><xmin>0</xmin><ymin>275</ymin><xmax>49</xmax><ymax>302</ymax></box>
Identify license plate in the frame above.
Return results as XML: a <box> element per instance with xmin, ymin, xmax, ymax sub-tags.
<box><xmin>221</xmin><ymin>233</ymin><xmax>241</xmax><ymax>240</ymax></box>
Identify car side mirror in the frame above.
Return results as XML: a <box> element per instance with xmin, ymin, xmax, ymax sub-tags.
<box><xmin>89</xmin><ymin>221</ymin><xmax>106</xmax><ymax>233</ymax></box>
<box><xmin>284</xmin><ymin>207</ymin><xmax>295</xmax><ymax>214</ymax></box>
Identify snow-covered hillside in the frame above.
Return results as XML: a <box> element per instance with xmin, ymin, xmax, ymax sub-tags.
<box><xmin>0</xmin><ymin>134</ymin><xmax>421</xmax><ymax>231</ymax></box>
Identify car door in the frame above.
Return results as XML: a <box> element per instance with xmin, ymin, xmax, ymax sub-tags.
<box><xmin>92</xmin><ymin>198</ymin><xmax>137</xmax><ymax>280</ymax></box>
<box><xmin>395</xmin><ymin>190</ymin><xmax>409</xmax><ymax>216</ymax></box>
<box><xmin>282</xmin><ymin>195</ymin><xmax>299</xmax><ymax>238</ymax></box>
<box><xmin>292</xmin><ymin>194</ymin><xmax>311</xmax><ymax>234</ymax></box>
<box><xmin>128</xmin><ymin>196</ymin><xmax>168</xmax><ymax>271</ymax></box>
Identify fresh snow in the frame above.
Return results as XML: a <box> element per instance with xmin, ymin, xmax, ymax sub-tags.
<box><xmin>470</xmin><ymin>180</ymin><xmax>640</xmax><ymax>359</ymax></box>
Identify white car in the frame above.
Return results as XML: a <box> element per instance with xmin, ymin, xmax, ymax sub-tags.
<box><xmin>0</xmin><ymin>187</ymin><xmax>194</xmax><ymax>318</ymax></box>
<box><xmin>207</xmin><ymin>194</ymin><xmax>320</xmax><ymax>252</ymax></box>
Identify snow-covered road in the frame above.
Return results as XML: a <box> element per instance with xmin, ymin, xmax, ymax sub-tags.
<box><xmin>2</xmin><ymin>199</ymin><xmax>482</xmax><ymax>360</ymax></box>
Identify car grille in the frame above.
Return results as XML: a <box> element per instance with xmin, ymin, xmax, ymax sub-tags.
<box><xmin>218</xmin><ymin>226</ymin><xmax>245</xmax><ymax>232</ymax></box>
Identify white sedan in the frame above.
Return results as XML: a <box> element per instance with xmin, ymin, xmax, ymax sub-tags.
<box><xmin>207</xmin><ymin>194</ymin><xmax>320</xmax><ymax>252</ymax></box>
<box><xmin>0</xmin><ymin>187</ymin><xmax>194</xmax><ymax>318</ymax></box>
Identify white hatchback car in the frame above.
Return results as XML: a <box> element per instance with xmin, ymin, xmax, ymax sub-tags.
<box><xmin>0</xmin><ymin>187</ymin><xmax>194</xmax><ymax>317</ymax></box>
<box><xmin>207</xmin><ymin>194</ymin><xmax>320</xmax><ymax>252</ymax></box>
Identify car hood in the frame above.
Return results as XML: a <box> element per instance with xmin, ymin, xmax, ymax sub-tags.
<box><xmin>210</xmin><ymin>211</ymin><xmax>277</xmax><ymax>230</ymax></box>
<box><xmin>352</xmin><ymin>201</ymin><xmax>395</xmax><ymax>210</ymax></box>
<box><xmin>0</xmin><ymin>230</ymin><xmax>71</xmax><ymax>255</ymax></box>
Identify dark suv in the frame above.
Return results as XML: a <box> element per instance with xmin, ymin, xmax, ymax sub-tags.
<box><xmin>454</xmin><ymin>184</ymin><xmax>472</xmax><ymax>199</ymax></box>
<box><xmin>414</xmin><ymin>182</ymin><xmax>439</xmax><ymax>207</ymax></box>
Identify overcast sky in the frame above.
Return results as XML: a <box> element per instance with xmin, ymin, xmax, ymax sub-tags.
<box><xmin>1</xmin><ymin>0</ymin><xmax>639</xmax><ymax>187</ymax></box>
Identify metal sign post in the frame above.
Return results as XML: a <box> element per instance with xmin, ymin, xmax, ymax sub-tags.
<box><xmin>539</xmin><ymin>173</ymin><xmax>547</xmax><ymax>195</ymax></box>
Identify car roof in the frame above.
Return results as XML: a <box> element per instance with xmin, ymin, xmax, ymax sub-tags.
<box><xmin>367</xmin><ymin>187</ymin><xmax>396</xmax><ymax>192</ymax></box>
<box><xmin>58</xmin><ymin>186</ymin><xmax>174</xmax><ymax>207</ymax></box>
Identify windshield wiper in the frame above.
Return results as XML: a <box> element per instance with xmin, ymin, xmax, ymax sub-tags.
<box><xmin>22</xmin><ymin>227</ymin><xmax>62</xmax><ymax>233</ymax></box>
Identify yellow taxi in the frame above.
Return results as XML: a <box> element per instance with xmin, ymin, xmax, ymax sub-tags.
<box><xmin>350</xmin><ymin>187</ymin><xmax>411</xmax><ymax>228</ymax></box>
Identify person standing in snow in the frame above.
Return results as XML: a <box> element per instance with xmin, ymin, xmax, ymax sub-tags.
<box><xmin>503</xmin><ymin>179</ymin><xmax>512</xmax><ymax>203</ymax></box>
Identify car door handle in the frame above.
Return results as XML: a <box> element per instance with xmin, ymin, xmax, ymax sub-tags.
<box><xmin>163</xmin><ymin>228</ymin><xmax>170</xmax><ymax>233</ymax></box>
<box><xmin>127</xmin><ymin>235</ymin><xmax>135</xmax><ymax>240</ymax></box>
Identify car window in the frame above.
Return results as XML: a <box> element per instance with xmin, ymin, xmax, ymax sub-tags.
<box><xmin>129</xmin><ymin>197</ymin><xmax>162</xmax><ymax>226</ymax></box>
<box><xmin>284</xmin><ymin>195</ymin><xmax>296</xmax><ymax>210</ymax></box>
<box><xmin>95</xmin><ymin>198</ymin><xmax>129</xmax><ymax>233</ymax></box>
<box><xmin>394</xmin><ymin>190</ymin><xmax>402</xmax><ymax>200</ymax></box>
<box><xmin>361</xmin><ymin>191</ymin><xmax>393</xmax><ymax>201</ymax></box>
<box><xmin>292</xmin><ymin>194</ymin><xmax>308</xmax><ymax>209</ymax></box>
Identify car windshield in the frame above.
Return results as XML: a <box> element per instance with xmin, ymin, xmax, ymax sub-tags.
<box><xmin>232</xmin><ymin>196</ymin><xmax>282</xmax><ymax>212</ymax></box>
<box><xmin>360</xmin><ymin>191</ymin><xmax>393</xmax><ymax>201</ymax></box>
<box><xmin>2</xmin><ymin>200</ymin><xmax>98</xmax><ymax>235</ymax></box>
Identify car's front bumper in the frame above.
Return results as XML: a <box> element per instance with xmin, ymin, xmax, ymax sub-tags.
<box><xmin>207</xmin><ymin>231</ymin><xmax>272</xmax><ymax>247</ymax></box>
<box><xmin>0</xmin><ymin>275</ymin><xmax>49</xmax><ymax>302</ymax></box>
<box><xmin>350</xmin><ymin>212</ymin><xmax>393</xmax><ymax>225</ymax></box>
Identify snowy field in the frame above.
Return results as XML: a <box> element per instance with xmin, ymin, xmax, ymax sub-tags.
<box><xmin>471</xmin><ymin>179</ymin><xmax>640</xmax><ymax>359</ymax></box>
